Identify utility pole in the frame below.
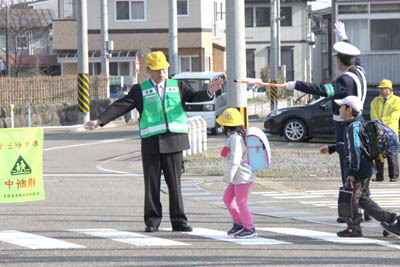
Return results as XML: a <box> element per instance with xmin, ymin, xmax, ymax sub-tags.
<box><xmin>226</xmin><ymin>0</ymin><xmax>248</xmax><ymax>128</ymax></box>
<box><xmin>5</xmin><ymin>5</ymin><xmax>10</xmax><ymax>76</ymax></box>
<box><xmin>270</xmin><ymin>0</ymin><xmax>278</xmax><ymax>111</ymax></box>
<box><xmin>169</xmin><ymin>0</ymin><xmax>179</xmax><ymax>76</ymax></box>
<box><xmin>276</xmin><ymin>0</ymin><xmax>281</xmax><ymax>67</ymax></box>
<box><xmin>77</xmin><ymin>0</ymin><xmax>90</xmax><ymax>123</ymax></box>
<box><xmin>58</xmin><ymin>0</ymin><xmax>64</xmax><ymax>19</ymax></box>
<box><xmin>100</xmin><ymin>0</ymin><xmax>110</xmax><ymax>98</ymax></box>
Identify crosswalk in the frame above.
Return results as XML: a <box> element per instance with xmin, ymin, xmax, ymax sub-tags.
<box><xmin>252</xmin><ymin>188</ymin><xmax>400</xmax><ymax>211</ymax></box>
<box><xmin>0</xmin><ymin>227</ymin><xmax>399</xmax><ymax>250</ymax></box>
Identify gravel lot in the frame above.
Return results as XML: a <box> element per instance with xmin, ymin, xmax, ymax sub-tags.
<box><xmin>184</xmin><ymin>138</ymin><xmax>342</xmax><ymax>179</ymax></box>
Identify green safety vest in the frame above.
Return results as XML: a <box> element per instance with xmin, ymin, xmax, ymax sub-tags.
<box><xmin>139</xmin><ymin>79</ymin><xmax>188</xmax><ymax>138</ymax></box>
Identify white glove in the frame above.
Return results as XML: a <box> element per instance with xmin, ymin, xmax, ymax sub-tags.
<box><xmin>284</xmin><ymin>81</ymin><xmax>296</xmax><ymax>90</ymax></box>
<box><xmin>333</xmin><ymin>21</ymin><xmax>348</xmax><ymax>41</ymax></box>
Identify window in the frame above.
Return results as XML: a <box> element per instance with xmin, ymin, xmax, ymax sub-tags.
<box><xmin>280</xmin><ymin>7</ymin><xmax>292</xmax><ymax>27</ymax></box>
<box><xmin>109</xmin><ymin>62</ymin><xmax>131</xmax><ymax>76</ymax></box>
<box><xmin>179</xmin><ymin>55</ymin><xmax>200</xmax><ymax>72</ymax></box>
<box><xmin>16</xmin><ymin>36</ymin><xmax>28</xmax><ymax>49</ymax></box>
<box><xmin>116</xmin><ymin>0</ymin><xmax>145</xmax><ymax>21</ymax></box>
<box><xmin>119</xmin><ymin>62</ymin><xmax>130</xmax><ymax>76</ymax></box>
<box><xmin>246</xmin><ymin>50</ymin><xmax>255</xmax><ymax>78</ymax></box>
<box><xmin>338</xmin><ymin>4</ymin><xmax>368</xmax><ymax>14</ymax></box>
<box><xmin>0</xmin><ymin>35</ymin><xmax>5</xmax><ymax>49</ymax></box>
<box><xmin>344</xmin><ymin>20</ymin><xmax>368</xmax><ymax>51</ymax></box>
<box><xmin>89</xmin><ymin>63</ymin><xmax>101</xmax><ymax>76</ymax></box>
<box><xmin>371</xmin><ymin>19</ymin><xmax>400</xmax><ymax>51</ymax></box>
<box><xmin>245</xmin><ymin>7</ymin><xmax>253</xmax><ymax>27</ymax></box>
<box><xmin>205</xmin><ymin>56</ymin><xmax>211</xmax><ymax>72</ymax></box>
<box><xmin>371</xmin><ymin>3</ymin><xmax>400</xmax><ymax>13</ymax></box>
<box><xmin>177</xmin><ymin>0</ymin><xmax>188</xmax><ymax>16</ymax></box>
<box><xmin>256</xmin><ymin>7</ymin><xmax>269</xmax><ymax>27</ymax></box>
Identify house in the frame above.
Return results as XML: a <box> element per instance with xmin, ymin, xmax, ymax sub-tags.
<box><xmin>0</xmin><ymin>4</ymin><xmax>59</xmax><ymax>76</ymax></box>
<box><xmin>334</xmin><ymin>0</ymin><xmax>400</xmax><ymax>86</ymax></box>
<box><xmin>52</xmin><ymin>0</ymin><xmax>227</xmax><ymax>86</ymax></box>
<box><xmin>244</xmin><ymin>0</ymin><xmax>315</xmax><ymax>81</ymax></box>
<box><xmin>310</xmin><ymin>7</ymin><xmax>333</xmax><ymax>84</ymax></box>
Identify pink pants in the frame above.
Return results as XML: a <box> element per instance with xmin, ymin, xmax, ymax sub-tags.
<box><xmin>223</xmin><ymin>182</ymin><xmax>253</xmax><ymax>229</ymax></box>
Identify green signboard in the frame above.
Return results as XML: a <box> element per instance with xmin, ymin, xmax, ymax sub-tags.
<box><xmin>0</xmin><ymin>127</ymin><xmax>45</xmax><ymax>203</ymax></box>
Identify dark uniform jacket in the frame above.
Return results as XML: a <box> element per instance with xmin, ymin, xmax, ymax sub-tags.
<box><xmin>98</xmin><ymin>79</ymin><xmax>212</xmax><ymax>154</ymax></box>
<box><xmin>328</xmin><ymin>115</ymin><xmax>373</xmax><ymax>180</ymax></box>
<box><xmin>294</xmin><ymin>41</ymin><xmax>365</xmax><ymax>118</ymax></box>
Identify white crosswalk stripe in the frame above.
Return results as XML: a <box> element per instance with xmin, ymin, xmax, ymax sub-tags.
<box><xmin>1</xmin><ymin>227</ymin><xmax>399</xmax><ymax>250</ymax></box>
<box><xmin>252</xmin><ymin>188</ymin><xmax>400</xmax><ymax>210</ymax></box>
<box><xmin>69</xmin><ymin>228</ymin><xmax>189</xmax><ymax>247</ymax></box>
<box><xmin>258</xmin><ymin>227</ymin><xmax>400</xmax><ymax>250</ymax></box>
<box><xmin>161</xmin><ymin>227</ymin><xmax>292</xmax><ymax>245</ymax></box>
<box><xmin>0</xmin><ymin>230</ymin><xmax>85</xmax><ymax>249</ymax></box>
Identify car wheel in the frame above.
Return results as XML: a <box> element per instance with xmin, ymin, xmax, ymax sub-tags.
<box><xmin>283</xmin><ymin>119</ymin><xmax>307</xmax><ymax>142</ymax></box>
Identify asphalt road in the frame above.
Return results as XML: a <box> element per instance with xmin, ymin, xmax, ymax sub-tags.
<box><xmin>0</xmin><ymin>122</ymin><xmax>400</xmax><ymax>267</ymax></box>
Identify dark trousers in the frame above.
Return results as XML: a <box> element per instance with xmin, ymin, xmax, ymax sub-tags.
<box><xmin>346</xmin><ymin>177</ymin><xmax>395</xmax><ymax>231</ymax></box>
<box><xmin>375</xmin><ymin>153</ymin><xmax>399</xmax><ymax>180</ymax></box>
<box><xmin>142</xmin><ymin>151</ymin><xmax>187</xmax><ymax>228</ymax></box>
<box><xmin>335</xmin><ymin>121</ymin><xmax>348</xmax><ymax>186</ymax></box>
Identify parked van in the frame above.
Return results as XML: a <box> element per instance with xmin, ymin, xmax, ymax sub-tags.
<box><xmin>173</xmin><ymin>72</ymin><xmax>227</xmax><ymax>135</ymax></box>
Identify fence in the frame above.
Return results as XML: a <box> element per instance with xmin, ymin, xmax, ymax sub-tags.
<box><xmin>0</xmin><ymin>75</ymin><xmax>108</xmax><ymax>106</ymax></box>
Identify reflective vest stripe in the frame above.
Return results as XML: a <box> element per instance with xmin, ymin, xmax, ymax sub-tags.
<box><xmin>140</xmin><ymin>124</ymin><xmax>167</xmax><ymax>136</ymax></box>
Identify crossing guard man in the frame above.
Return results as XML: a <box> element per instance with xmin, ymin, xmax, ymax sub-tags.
<box><xmin>370</xmin><ymin>79</ymin><xmax>400</xmax><ymax>182</ymax></box>
<box><xmin>85</xmin><ymin>51</ymin><xmax>222</xmax><ymax>233</ymax></box>
<box><xmin>284</xmin><ymin>21</ymin><xmax>367</xmax><ymax>223</ymax></box>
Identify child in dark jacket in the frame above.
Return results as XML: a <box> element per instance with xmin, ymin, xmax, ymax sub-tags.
<box><xmin>320</xmin><ymin>95</ymin><xmax>397</xmax><ymax>237</ymax></box>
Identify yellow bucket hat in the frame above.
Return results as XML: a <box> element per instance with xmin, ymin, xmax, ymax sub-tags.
<box><xmin>216</xmin><ymin>108</ymin><xmax>244</xmax><ymax>127</ymax></box>
<box><xmin>377</xmin><ymin>79</ymin><xmax>392</xmax><ymax>89</ymax></box>
<box><xmin>146</xmin><ymin>51</ymin><xmax>170</xmax><ymax>70</ymax></box>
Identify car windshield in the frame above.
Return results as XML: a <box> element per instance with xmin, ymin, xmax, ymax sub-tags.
<box><xmin>180</xmin><ymin>79</ymin><xmax>210</xmax><ymax>92</ymax></box>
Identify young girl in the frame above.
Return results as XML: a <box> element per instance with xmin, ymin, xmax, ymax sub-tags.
<box><xmin>216</xmin><ymin>108</ymin><xmax>256</xmax><ymax>238</ymax></box>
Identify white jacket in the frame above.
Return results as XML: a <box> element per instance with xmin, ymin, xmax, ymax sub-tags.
<box><xmin>222</xmin><ymin>132</ymin><xmax>255</xmax><ymax>184</ymax></box>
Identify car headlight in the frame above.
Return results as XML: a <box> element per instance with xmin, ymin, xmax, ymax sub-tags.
<box><xmin>268</xmin><ymin>110</ymin><xmax>284</xmax><ymax>117</ymax></box>
<box><xmin>203</xmin><ymin>104</ymin><xmax>215</xmax><ymax>111</ymax></box>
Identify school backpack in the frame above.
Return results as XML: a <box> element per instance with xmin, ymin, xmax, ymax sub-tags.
<box><xmin>361</xmin><ymin>120</ymin><xmax>399</xmax><ymax>162</ymax></box>
<box><xmin>245</xmin><ymin>127</ymin><xmax>271</xmax><ymax>170</ymax></box>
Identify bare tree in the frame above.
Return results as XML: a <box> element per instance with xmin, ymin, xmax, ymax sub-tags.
<box><xmin>0</xmin><ymin>0</ymin><xmax>54</xmax><ymax>76</ymax></box>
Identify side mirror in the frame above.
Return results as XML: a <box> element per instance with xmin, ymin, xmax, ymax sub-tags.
<box><xmin>320</xmin><ymin>104</ymin><xmax>328</xmax><ymax>112</ymax></box>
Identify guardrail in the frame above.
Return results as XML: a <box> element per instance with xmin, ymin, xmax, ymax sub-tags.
<box><xmin>183</xmin><ymin>116</ymin><xmax>207</xmax><ymax>157</ymax></box>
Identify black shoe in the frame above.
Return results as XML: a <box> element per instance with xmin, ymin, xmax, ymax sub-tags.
<box><xmin>337</xmin><ymin>217</ymin><xmax>346</xmax><ymax>223</ymax></box>
<box><xmin>337</xmin><ymin>228</ymin><xmax>362</xmax><ymax>237</ymax></box>
<box><xmin>387</xmin><ymin>213</ymin><xmax>397</xmax><ymax>224</ymax></box>
<box><xmin>145</xmin><ymin>226</ymin><xmax>159</xmax><ymax>232</ymax></box>
<box><xmin>390</xmin><ymin>178</ymin><xmax>398</xmax><ymax>182</ymax></box>
<box><xmin>172</xmin><ymin>224</ymin><xmax>193</xmax><ymax>232</ymax></box>
<box><xmin>364</xmin><ymin>212</ymin><xmax>372</xmax><ymax>222</ymax></box>
<box><xmin>372</xmin><ymin>178</ymin><xmax>384</xmax><ymax>182</ymax></box>
<box><xmin>381</xmin><ymin>221</ymin><xmax>400</xmax><ymax>237</ymax></box>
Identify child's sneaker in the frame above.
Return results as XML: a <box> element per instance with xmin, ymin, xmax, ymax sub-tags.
<box><xmin>227</xmin><ymin>223</ymin><xmax>243</xmax><ymax>236</ymax></box>
<box><xmin>234</xmin><ymin>227</ymin><xmax>257</xmax><ymax>239</ymax></box>
<box><xmin>336</xmin><ymin>228</ymin><xmax>362</xmax><ymax>237</ymax></box>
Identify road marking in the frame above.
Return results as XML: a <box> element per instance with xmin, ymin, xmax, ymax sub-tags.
<box><xmin>161</xmin><ymin>228</ymin><xmax>292</xmax><ymax>245</ymax></box>
<box><xmin>43</xmin><ymin>136</ymin><xmax>139</xmax><ymax>151</ymax></box>
<box><xmin>0</xmin><ymin>230</ymin><xmax>85</xmax><ymax>249</ymax></box>
<box><xmin>258</xmin><ymin>228</ymin><xmax>400</xmax><ymax>250</ymax></box>
<box><xmin>69</xmin><ymin>229</ymin><xmax>189</xmax><ymax>247</ymax></box>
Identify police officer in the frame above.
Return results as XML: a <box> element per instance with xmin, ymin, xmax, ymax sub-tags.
<box><xmin>85</xmin><ymin>51</ymin><xmax>222</xmax><ymax>232</ymax></box>
<box><xmin>284</xmin><ymin>21</ymin><xmax>367</xmax><ymax>223</ymax></box>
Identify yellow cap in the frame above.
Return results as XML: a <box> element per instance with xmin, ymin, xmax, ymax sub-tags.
<box><xmin>216</xmin><ymin>108</ymin><xmax>244</xmax><ymax>127</ymax></box>
<box><xmin>377</xmin><ymin>79</ymin><xmax>392</xmax><ymax>89</ymax></box>
<box><xmin>146</xmin><ymin>51</ymin><xmax>170</xmax><ymax>70</ymax></box>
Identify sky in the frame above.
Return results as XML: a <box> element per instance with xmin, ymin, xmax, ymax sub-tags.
<box><xmin>309</xmin><ymin>0</ymin><xmax>332</xmax><ymax>10</ymax></box>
